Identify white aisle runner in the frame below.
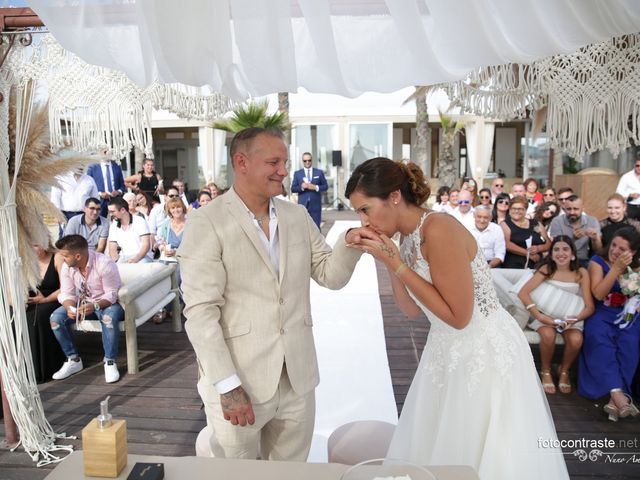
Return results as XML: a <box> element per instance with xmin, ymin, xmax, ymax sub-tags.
<box><xmin>307</xmin><ymin>221</ymin><xmax>398</xmax><ymax>462</ymax></box>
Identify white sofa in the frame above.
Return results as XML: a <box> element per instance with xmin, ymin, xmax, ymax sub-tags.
<box><xmin>491</xmin><ymin>269</ymin><xmax>564</xmax><ymax>345</ymax></box>
<box><xmin>73</xmin><ymin>262</ymin><xmax>182</xmax><ymax>374</ymax></box>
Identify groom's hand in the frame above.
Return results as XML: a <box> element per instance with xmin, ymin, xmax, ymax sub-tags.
<box><xmin>220</xmin><ymin>386</ymin><xmax>255</xmax><ymax>426</ymax></box>
<box><xmin>345</xmin><ymin>227</ymin><xmax>380</xmax><ymax>245</ymax></box>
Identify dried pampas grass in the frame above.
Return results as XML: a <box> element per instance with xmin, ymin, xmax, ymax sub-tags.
<box><xmin>8</xmin><ymin>89</ymin><xmax>95</xmax><ymax>291</ymax></box>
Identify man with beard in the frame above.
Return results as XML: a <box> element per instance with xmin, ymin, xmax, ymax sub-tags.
<box><xmin>549</xmin><ymin>194</ymin><xmax>602</xmax><ymax>268</ymax></box>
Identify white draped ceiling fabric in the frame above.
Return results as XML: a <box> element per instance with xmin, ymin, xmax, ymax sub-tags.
<box><xmin>465</xmin><ymin>119</ymin><xmax>495</xmax><ymax>189</ymax></box>
<box><xmin>28</xmin><ymin>0</ymin><xmax>640</xmax><ymax>100</ymax></box>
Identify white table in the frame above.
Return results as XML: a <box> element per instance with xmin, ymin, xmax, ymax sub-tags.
<box><xmin>45</xmin><ymin>451</ymin><xmax>480</xmax><ymax>480</ymax></box>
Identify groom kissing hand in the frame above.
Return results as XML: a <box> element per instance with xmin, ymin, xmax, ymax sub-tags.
<box><xmin>178</xmin><ymin>127</ymin><xmax>369</xmax><ymax>461</ymax></box>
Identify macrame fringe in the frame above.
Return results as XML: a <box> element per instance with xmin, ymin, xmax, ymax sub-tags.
<box><xmin>444</xmin><ymin>33</ymin><xmax>640</xmax><ymax>158</ymax></box>
<box><xmin>6</xmin><ymin>34</ymin><xmax>237</xmax><ymax>159</ymax></box>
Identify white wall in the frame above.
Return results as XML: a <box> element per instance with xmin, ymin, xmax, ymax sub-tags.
<box><xmin>495</xmin><ymin>127</ymin><xmax>517</xmax><ymax>177</ymax></box>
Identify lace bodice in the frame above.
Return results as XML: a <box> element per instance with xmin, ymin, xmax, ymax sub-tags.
<box><xmin>399</xmin><ymin>211</ymin><xmax>522</xmax><ymax>394</ymax></box>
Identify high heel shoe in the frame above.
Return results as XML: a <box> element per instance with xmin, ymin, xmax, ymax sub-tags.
<box><xmin>619</xmin><ymin>394</ymin><xmax>640</xmax><ymax>418</ymax></box>
<box><xmin>603</xmin><ymin>402</ymin><xmax>619</xmax><ymax>422</ymax></box>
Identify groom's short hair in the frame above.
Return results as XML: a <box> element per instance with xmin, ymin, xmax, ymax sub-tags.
<box><xmin>229</xmin><ymin>128</ymin><xmax>285</xmax><ymax>169</ymax></box>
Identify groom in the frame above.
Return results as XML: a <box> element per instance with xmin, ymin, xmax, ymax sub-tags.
<box><xmin>178</xmin><ymin>127</ymin><xmax>366</xmax><ymax>461</ymax></box>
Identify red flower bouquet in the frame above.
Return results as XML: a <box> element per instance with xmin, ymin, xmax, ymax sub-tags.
<box><xmin>604</xmin><ymin>292</ymin><xmax>627</xmax><ymax>308</ymax></box>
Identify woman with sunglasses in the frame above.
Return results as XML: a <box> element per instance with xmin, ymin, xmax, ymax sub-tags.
<box><xmin>502</xmin><ymin>196</ymin><xmax>551</xmax><ymax>269</ymax></box>
<box><xmin>518</xmin><ymin>236</ymin><xmax>594</xmax><ymax>394</ymax></box>
<box><xmin>492</xmin><ymin>192</ymin><xmax>511</xmax><ymax>224</ymax></box>
<box><xmin>478</xmin><ymin>188</ymin><xmax>492</xmax><ymax>206</ymax></box>
<box><xmin>533</xmin><ymin>201</ymin><xmax>560</xmax><ymax>230</ymax></box>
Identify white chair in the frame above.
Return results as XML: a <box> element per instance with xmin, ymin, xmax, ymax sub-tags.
<box><xmin>327</xmin><ymin>420</ymin><xmax>396</xmax><ymax>465</ymax></box>
<box><xmin>72</xmin><ymin>262</ymin><xmax>182</xmax><ymax>374</ymax></box>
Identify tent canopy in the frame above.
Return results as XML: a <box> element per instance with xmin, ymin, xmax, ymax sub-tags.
<box><xmin>28</xmin><ymin>0</ymin><xmax>640</xmax><ymax>100</ymax></box>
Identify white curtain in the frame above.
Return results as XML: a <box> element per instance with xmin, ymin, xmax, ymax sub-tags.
<box><xmin>28</xmin><ymin>0</ymin><xmax>640</xmax><ymax>99</ymax></box>
<box><xmin>466</xmin><ymin>119</ymin><xmax>495</xmax><ymax>189</ymax></box>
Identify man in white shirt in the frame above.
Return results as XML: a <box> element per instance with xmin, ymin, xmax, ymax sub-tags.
<box><xmin>490</xmin><ymin>178</ymin><xmax>505</xmax><ymax>203</ymax></box>
<box><xmin>51</xmin><ymin>169</ymin><xmax>99</xmax><ymax>221</ymax></box>
<box><xmin>107</xmin><ymin>197</ymin><xmax>152</xmax><ymax>264</ymax></box>
<box><xmin>148</xmin><ymin>187</ymin><xmax>179</xmax><ymax>235</ymax></box>
<box><xmin>470</xmin><ymin>205</ymin><xmax>505</xmax><ymax>268</ymax></box>
<box><xmin>450</xmin><ymin>189</ymin><xmax>475</xmax><ymax>231</ymax></box>
<box><xmin>616</xmin><ymin>159</ymin><xmax>640</xmax><ymax>220</ymax></box>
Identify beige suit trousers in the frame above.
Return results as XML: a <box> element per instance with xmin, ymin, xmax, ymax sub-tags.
<box><xmin>197</xmin><ymin>365</ymin><xmax>315</xmax><ymax>461</ymax></box>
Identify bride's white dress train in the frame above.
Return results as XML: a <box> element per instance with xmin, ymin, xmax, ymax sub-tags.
<box><xmin>386</xmin><ymin>213</ymin><xmax>569</xmax><ymax>480</ymax></box>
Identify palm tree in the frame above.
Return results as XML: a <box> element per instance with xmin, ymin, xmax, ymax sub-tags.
<box><xmin>437</xmin><ymin>111</ymin><xmax>464</xmax><ymax>188</ymax></box>
<box><xmin>213</xmin><ymin>99</ymin><xmax>290</xmax><ymax>133</ymax></box>
<box><xmin>413</xmin><ymin>86</ymin><xmax>430</xmax><ymax>176</ymax></box>
<box><xmin>278</xmin><ymin>92</ymin><xmax>292</xmax><ymax>194</ymax></box>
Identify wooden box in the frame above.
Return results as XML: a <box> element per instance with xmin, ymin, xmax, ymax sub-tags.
<box><xmin>82</xmin><ymin>419</ymin><xmax>128</xmax><ymax>477</ymax></box>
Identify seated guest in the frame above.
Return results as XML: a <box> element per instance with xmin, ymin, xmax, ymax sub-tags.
<box><xmin>450</xmin><ymin>189</ymin><xmax>475</xmax><ymax>230</ymax></box>
<box><xmin>542</xmin><ymin>187</ymin><xmax>557</xmax><ymax>203</ymax></box>
<box><xmin>26</xmin><ymin>243</ymin><xmax>66</xmax><ymax>383</ymax></box>
<box><xmin>524</xmin><ymin>177</ymin><xmax>543</xmax><ymax>207</ymax></box>
<box><xmin>556</xmin><ymin>187</ymin><xmax>575</xmax><ymax>215</ymax></box>
<box><xmin>157</xmin><ymin>198</ymin><xmax>187</xmax><ymax>264</ymax></box>
<box><xmin>469</xmin><ymin>205</ymin><xmax>505</xmax><ymax>268</ymax></box>
<box><xmin>478</xmin><ymin>188</ymin><xmax>492</xmax><ymax>207</ymax></box>
<box><xmin>510</xmin><ymin>182</ymin><xmax>526</xmax><ymax>198</ymax></box>
<box><xmin>502</xmin><ymin>196</ymin><xmax>551</xmax><ymax>269</ymax></box>
<box><xmin>123</xmin><ymin>192</ymin><xmax>146</xmax><ymax>219</ymax></box>
<box><xmin>107</xmin><ymin>196</ymin><xmax>152</xmax><ymax>264</ymax></box>
<box><xmin>533</xmin><ymin>201</ymin><xmax>560</xmax><ymax>230</ymax></box>
<box><xmin>492</xmin><ymin>192</ymin><xmax>510</xmax><ymax>224</ymax></box>
<box><xmin>431</xmin><ymin>186</ymin><xmax>450</xmax><ymax>212</ymax></box>
<box><xmin>64</xmin><ymin>197</ymin><xmax>109</xmax><ymax>253</ymax></box>
<box><xmin>135</xmin><ymin>191</ymin><xmax>154</xmax><ymax>218</ymax></box>
<box><xmin>518</xmin><ymin>236</ymin><xmax>594</xmax><ymax>394</ymax></box>
<box><xmin>461</xmin><ymin>177</ymin><xmax>478</xmax><ymax>206</ymax></box>
<box><xmin>579</xmin><ymin>227</ymin><xmax>640</xmax><ymax>421</ymax></box>
<box><xmin>447</xmin><ymin>188</ymin><xmax>459</xmax><ymax>212</ymax></box>
<box><xmin>189</xmin><ymin>190</ymin><xmax>213</xmax><ymax>211</ymax></box>
<box><xmin>50</xmin><ymin>234</ymin><xmax>123</xmax><ymax>383</ymax></box>
<box><xmin>490</xmin><ymin>177</ymin><xmax>505</xmax><ymax>203</ymax></box>
<box><xmin>600</xmin><ymin>193</ymin><xmax>640</xmax><ymax>247</ymax></box>
<box><xmin>148</xmin><ymin>187</ymin><xmax>178</xmax><ymax>236</ymax></box>
<box><xmin>549</xmin><ymin>195</ymin><xmax>602</xmax><ymax>268</ymax></box>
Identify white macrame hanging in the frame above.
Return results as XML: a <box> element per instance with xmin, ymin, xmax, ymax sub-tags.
<box><xmin>7</xmin><ymin>34</ymin><xmax>237</xmax><ymax>160</ymax></box>
<box><xmin>442</xmin><ymin>33</ymin><xmax>640</xmax><ymax>158</ymax></box>
<box><xmin>0</xmin><ymin>48</ymin><xmax>75</xmax><ymax>465</ymax></box>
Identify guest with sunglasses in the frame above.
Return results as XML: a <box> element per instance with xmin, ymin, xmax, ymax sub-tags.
<box><xmin>492</xmin><ymin>193</ymin><xmax>511</xmax><ymax>225</ymax></box>
<box><xmin>490</xmin><ymin>178</ymin><xmax>505</xmax><ymax>203</ymax></box>
<box><xmin>556</xmin><ymin>187</ymin><xmax>575</xmax><ymax>215</ymax></box>
<box><xmin>478</xmin><ymin>188</ymin><xmax>492</xmax><ymax>206</ymax></box>
<box><xmin>450</xmin><ymin>189</ymin><xmax>475</xmax><ymax>231</ymax></box>
<box><xmin>148</xmin><ymin>186</ymin><xmax>180</xmax><ymax>236</ymax></box>
<box><xmin>533</xmin><ymin>201</ymin><xmax>560</xmax><ymax>230</ymax></box>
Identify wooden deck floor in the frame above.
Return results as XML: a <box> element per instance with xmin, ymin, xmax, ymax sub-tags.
<box><xmin>0</xmin><ymin>211</ymin><xmax>638</xmax><ymax>479</ymax></box>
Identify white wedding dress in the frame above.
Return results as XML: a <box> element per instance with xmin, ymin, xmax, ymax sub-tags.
<box><xmin>386</xmin><ymin>212</ymin><xmax>569</xmax><ymax>479</ymax></box>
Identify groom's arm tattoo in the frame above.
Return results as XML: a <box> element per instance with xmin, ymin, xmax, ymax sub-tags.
<box><xmin>221</xmin><ymin>386</ymin><xmax>251</xmax><ymax>410</ymax></box>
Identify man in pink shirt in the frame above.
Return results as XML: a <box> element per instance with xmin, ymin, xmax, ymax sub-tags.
<box><xmin>51</xmin><ymin>234</ymin><xmax>123</xmax><ymax>383</ymax></box>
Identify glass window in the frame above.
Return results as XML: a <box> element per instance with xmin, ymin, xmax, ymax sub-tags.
<box><xmin>349</xmin><ymin>124</ymin><xmax>390</xmax><ymax>169</ymax></box>
<box><xmin>293</xmin><ymin>124</ymin><xmax>338</xmax><ymax>203</ymax></box>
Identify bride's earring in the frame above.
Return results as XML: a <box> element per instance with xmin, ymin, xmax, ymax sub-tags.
<box><xmin>571</xmin><ymin>256</ymin><xmax>575</xmax><ymax>260</ymax></box>
<box><xmin>393</xmin><ymin>201</ymin><xmax>398</xmax><ymax>205</ymax></box>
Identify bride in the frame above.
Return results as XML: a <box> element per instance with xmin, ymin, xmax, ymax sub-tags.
<box><xmin>345</xmin><ymin>158</ymin><xmax>568</xmax><ymax>479</ymax></box>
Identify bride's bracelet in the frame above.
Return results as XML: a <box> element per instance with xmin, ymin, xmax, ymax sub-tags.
<box><xmin>394</xmin><ymin>263</ymin><xmax>408</xmax><ymax>277</ymax></box>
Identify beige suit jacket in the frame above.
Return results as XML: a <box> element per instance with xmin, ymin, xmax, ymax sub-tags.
<box><xmin>178</xmin><ymin>188</ymin><xmax>362</xmax><ymax>403</ymax></box>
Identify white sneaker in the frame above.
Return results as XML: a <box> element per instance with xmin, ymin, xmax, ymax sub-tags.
<box><xmin>52</xmin><ymin>358</ymin><xmax>83</xmax><ymax>380</ymax></box>
<box><xmin>104</xmin><ymin>360</ymin><xmax>120</xmax><ymax>383</ymax></box>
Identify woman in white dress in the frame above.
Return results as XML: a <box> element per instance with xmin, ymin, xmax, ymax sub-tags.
<box><xmin>345</xmin><ymin>158</ymin><xmax>569</xmax><ymax>480</ymax></box>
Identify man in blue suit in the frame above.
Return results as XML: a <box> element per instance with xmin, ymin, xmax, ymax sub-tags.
<box><xmin>86</xmin><ymin>149</ymin><xmax>126</xmax><ymax>217</ymax></box>
<box><xmin>291</xmin><ymin>152</ymin><xmax>328</xmax><ymax>228</ymax></box>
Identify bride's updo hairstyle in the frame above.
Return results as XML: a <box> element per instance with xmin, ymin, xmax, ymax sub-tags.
<box><xmin>345</xmin><ymin>157</ymin><xmax>430</xmax><ymax>206</ymax></box>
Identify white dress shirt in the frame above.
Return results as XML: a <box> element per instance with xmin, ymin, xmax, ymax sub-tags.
<box><xmin>616</xmin><ymin>170</ymin><xmax>640</xmax><ymax>206</ymax></box>
<box><xmin>50</xmin><ymin>172</ymin><xmax>99</xmax><ymax>212</ymax></box>
<box><xmin>214</xmin><ymin>194</ymin><xmax>279</xmax><ymax>395</ymax></box>
<box><xmin>450</xmin><ymin>207</ymin><xmax>476</xmax><ymax>231</ymax></box>
<box><xmin>470</xmin><ymin>222</ymin><xmax>506</xmax><ymax>263</ymax></box>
